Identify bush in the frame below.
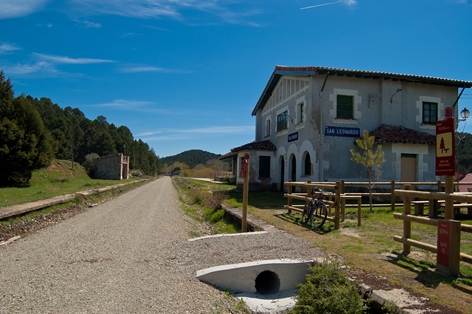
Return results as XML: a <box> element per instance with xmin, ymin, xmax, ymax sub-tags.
<box><xmin>130</xmin><ymin>169</ymin><xmax>143</xmax><ymax>177</ymax></box>
<box><xmin>289</xmin><ymin>259</ymin><xmax>368</xmax><ymax>314</ymax></box>
<box><xmin>82</xmin><ymin>153</ymin><xmax>99</xmax><ymax>177</ymax></box>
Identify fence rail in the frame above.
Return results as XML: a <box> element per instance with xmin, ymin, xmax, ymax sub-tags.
<box><xmin>393</xmin><ymin>188</ymin><xmax>472</xmax><ymax>275</ymax></box>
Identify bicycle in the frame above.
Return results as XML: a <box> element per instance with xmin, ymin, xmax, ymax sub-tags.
<box><xmin>301</xmin><ymin>187</ymin><xmax>328</xmax><ymax>229</ymax></box>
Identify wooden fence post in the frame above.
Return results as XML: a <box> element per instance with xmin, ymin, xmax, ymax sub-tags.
<box><xmin>335</xmin><ymin>181</ymin><xmax>341</xmax><ymax>230</ymax></box>
<box><xmin>436</xmin><ymin>220</ymin><xmax>461</xmax><ymax>276</ymax></box>
<box><xmin>391</xmin><ymin>180</ymin><xmax>396</xmax><ymax>211</ymax></box>
<box><xmin>445</xmin><ymin>177</ymin><xmax>454</xmax><ymax>220</ymax></box>
<box><xmin>402</xmin><ymin>184</ymin><xmax>411</xmax><ymax>255</ymax></box>
<box><xmin>287</xmin><ymin>179</ymin><xmax>292</xmax><ymax>214</ymax></box>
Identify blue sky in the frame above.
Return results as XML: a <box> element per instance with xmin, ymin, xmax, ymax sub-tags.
<box><xmin>1</xmin><ymin>0</ymin><xmax>471</xmax><ymax>158</ymax></box>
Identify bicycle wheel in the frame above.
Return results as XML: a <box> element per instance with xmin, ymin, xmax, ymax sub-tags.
<box><xmin>313</xmin><ymin>202</ymin><xmax>328</xmax><ymax>228</ymax></box>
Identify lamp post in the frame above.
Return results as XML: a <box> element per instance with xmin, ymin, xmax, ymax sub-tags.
<box><xmin>455</xmin><ymin>107</ymin><xmax>469</xmax><ymax>188</ymax></box>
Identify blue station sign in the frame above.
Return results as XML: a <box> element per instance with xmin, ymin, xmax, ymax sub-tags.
<box><xmin>325</xmin><ymin>126</ymin><xmax>360</xmax><ymax>137</ymax></box>
<box><xmin>288</xmin><ymin>132</ymin><xmax>298</xmax><ymax>142</ymax></box>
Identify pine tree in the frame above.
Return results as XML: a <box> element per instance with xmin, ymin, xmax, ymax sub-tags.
<box><xmin>0</xmin><ymin>71</ymin><xmax>54</xmax><ymax>186</ymax></box>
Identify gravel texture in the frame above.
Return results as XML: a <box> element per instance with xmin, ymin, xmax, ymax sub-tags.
<box><xmin>0</xmin><ymin>177</ymin><xmax>325</xmax><ymax>313</ymax></box>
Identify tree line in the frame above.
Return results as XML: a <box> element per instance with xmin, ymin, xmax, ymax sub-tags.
<box><xmin>0</xmin><ymin>71</ymin><xmax>158</xmax><ymax>187</ymax></box>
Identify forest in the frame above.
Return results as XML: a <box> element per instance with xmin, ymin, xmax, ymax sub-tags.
<box><xmin>0</xmin><ymin>70</ymin><xmax>158</xmax><ymax>187</ymax></box>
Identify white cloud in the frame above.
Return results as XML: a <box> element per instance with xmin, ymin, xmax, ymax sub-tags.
<box><xmin>81</xmin><ymin>20</ymin><xmax>102</xmax><ymax>28</ymax></box>
<box><xmin>89</xmin><ymin>99</ymin><xmax>174</xmax><ymax>115</ymax></box>
<box><xmin>0</xmin><ymin>0</ymin><xmax>48</xmax><ymax>19</ymax></box>
<box><xmin>2</xmin><ymin>61</ymin><xmax>57</xmax><ymax>75</ymax></box>
<box><xmin>95</xmin><ymin>99</ymin><xmax>154</xmax><ymax>108</ymax></box>
<box><xmin>34</xmin><ymin>53</ymin><xmax>114</xmax><ymax>64</ymax></box>
<box><xmin>2</xmin><ymin>53</ymin><xmax>114</xmax><ymax>77</ymax></box>
<box><xmin>70</xmin><ymin>0</ymin><xmax>262</xmax><ymax>26</ymax></box>
<box><xmin>0</xmin><ymin>43</ymin><xmax>21</xmax><ymax>53</ymax></box>
<box><xmin>121</xmin><ymin>66</ymin><xmax>193</xmax><ymax>74</ymax></box>
<box><xmin>138</xmin><ymin>126</ymin><xmax>254</xmax><ymax>141</ymax></box>
<box><xmin>301</xmin><ymin>0</ymin><xmax>357</xmax><ymax>10</ymax></box>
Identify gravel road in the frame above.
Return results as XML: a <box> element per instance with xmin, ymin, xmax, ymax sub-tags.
<box><xmin>0</xmin><ymin>177</ymin><xmax>325</xmax><ymax>313</ymax></box>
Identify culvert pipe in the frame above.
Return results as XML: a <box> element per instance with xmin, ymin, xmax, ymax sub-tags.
<box><xmin>196</xmin><ymin>259</ymin><xmax>313</xmax><ymax>294</ymax></box>
<box><xmin>255</xmin><ymin>270</ymin><xmax>281</xmax><ymax>294</ymax></box>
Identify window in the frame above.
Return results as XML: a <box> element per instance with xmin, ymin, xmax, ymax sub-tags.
<box><xmin>277</xmin><ymin>111</ymin><xmax>288</xmax><ymax>132</ymax></box>
<box><xmin>259</xmin><ymin>156</ymin><xmax>271</xmax><ymax>178</ymax></box>
<box><xmin>304</xmin><ymin>153</ymin><xmax>311</xmax><ymax>176</ymax></box>
<box><xmin>423</xmin><ymin>102</ymin><xmax>437</xmax><ymax>124</ymax></box>
<box><xmin>337</xmin><ymin>95</ymin><xmax>354</xmax><ymax>119</ymax></box>
<box><xmin>298</xmin><ymin>102</ymin><xmax>304</xmax><ymax>124</ymax></box>
<box><xmin>265</xmin><ymin>119</ymin><xmax>271</xmax><ymax>137</ymax></box>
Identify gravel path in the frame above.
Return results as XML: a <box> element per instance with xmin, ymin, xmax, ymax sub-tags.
<box><xmin>0</xmin><ymin>177</ymin><xmax>325</xmax><ymax>313</ymax></box>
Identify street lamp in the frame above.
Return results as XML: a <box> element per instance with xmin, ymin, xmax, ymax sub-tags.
<box><xmin>459</xmin><ymin>107</ymin><xmax>470</xmax><ymax>122</ymax></box>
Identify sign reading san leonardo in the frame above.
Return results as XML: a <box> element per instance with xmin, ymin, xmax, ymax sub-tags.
<box><xmin>324</xmin><ymin>126</ymin><xmax>360</xmax><ymax>137</ymax></box>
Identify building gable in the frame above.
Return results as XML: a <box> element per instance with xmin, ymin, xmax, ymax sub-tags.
<box><xmin>262</xmin><ymin>77</ymin><xmax>309</xmax><ymax>115</ymax></box>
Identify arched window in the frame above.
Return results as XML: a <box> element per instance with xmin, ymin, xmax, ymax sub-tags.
<box><xmin>304</xmin><ymin>153</ymin><xmax>311</xmax><ymax>176</ymax></box>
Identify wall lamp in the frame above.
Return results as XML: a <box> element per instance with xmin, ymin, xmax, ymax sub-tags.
<box><xmin>459</xmin><ymin>107</ymin><xmax>470</xmax><ymax>122</ymax></box>
<box><xmin>389</xmin><ymin>88</ymin><xmax>402</xmax><ymax>104</ymax></box>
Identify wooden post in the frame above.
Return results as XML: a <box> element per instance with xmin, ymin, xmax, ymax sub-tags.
<box><xmin>403</xmin><ymin>184</ymin><xmax>411</xmax><ymax>255</ymax></box>
<box><xmin>340</xmin><ymin>180</ymin><xmax>345</xmax><ymax>194</ymax></box>
<box><xmin>241</xmin><ymin>156</ymin><xmax>249</xmax><ymax>232</ymax></box>
<box><xmin>437</xmin><ymin>180</ymin><xmax>442</xmax><ymax>192</ymax></box>
<box><xmin>357</xmin><ymin>197</ymin><xmax>361</xmax><ymax>227</ymax></box>
<box><xmin>445</xmin><ymin>176</ymin><xmax>454</xmax><ymax>220</ymax></box>
<box><xmin>391</xmin><ymin>180</ymin><xmax>396</xmax><ymax>211</ymax></box>
<box><xmin>436</xmin><ymin>220</ymin><xmax>461</xmax><ymax>276</ymax></box>
<box><xmin>335</xmin><ymin>182</ymin><xmax>341</xmax><ymax>230</ymax></box>
<box><xmin>287</xmin><ymin>179</ymin><xmax>292</xmax><ymax>214</ymax></box>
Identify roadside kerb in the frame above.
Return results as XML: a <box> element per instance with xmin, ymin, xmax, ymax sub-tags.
<box><xmin>0</xmin><ymin>181</ymin><xmax>144</xmax><ymax>220</ymax></box>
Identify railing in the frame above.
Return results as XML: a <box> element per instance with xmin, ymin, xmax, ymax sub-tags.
<box><xmin>336</xmin><ymin>180</ymin><xmax>471</xmax><ymax>211</ymax></box>
<box><xmin>393</xmin><ymin>188</ymin><xmax>472</xmax><ymax>275</ymax></box>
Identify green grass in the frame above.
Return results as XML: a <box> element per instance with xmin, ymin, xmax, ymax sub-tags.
<box><xmin>0</xmin><ymin>160</ymin><xmax>142</xmax><ymax>207</ymax></box>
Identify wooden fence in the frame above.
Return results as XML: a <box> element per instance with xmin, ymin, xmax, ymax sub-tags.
<box><xmin>393</xmin><ymin>188</ymin><xmax>472</xmax><ymax>275</ymax></box>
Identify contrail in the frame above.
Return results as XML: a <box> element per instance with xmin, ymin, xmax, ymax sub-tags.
<box><xmin>300</xmin><ymin>1</ymin><xmax>346</xmax><ymax>10</ymax></box>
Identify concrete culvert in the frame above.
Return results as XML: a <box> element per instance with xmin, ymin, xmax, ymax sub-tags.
<box><xmin>255</xmin><ymin>270</ymin><xmax>280</xmax><ymax>294</ymax></box>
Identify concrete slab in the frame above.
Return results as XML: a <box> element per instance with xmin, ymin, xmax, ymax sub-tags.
<box><xmin>188</xmin><ymin>231</ymin><xmax>268</xmax><ymax>242</ymax></box>
<box><xmin>235</xmin><ymin>289</ymin><xmax>298</xmax><ymax>314</ymax></box>
<box><xmin>196</xmin><ymin>259</ymin><xmax>313</xmax><ymax>294</ymax></box>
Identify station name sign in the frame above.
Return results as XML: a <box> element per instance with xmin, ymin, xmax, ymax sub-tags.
<box><xmin>288</xmin><ymin>132</ymin><xmax>298</xmax><ymax>142</ymax></box>
<box><xmin>325</xmin><ymin>126</ymin><xmax>360</xmax><ymax>137</ymax></box>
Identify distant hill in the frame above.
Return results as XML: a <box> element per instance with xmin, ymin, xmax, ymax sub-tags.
<box><xmin>159</xmin><ymin>150</ymin><xmax>225</xmax><ymax>169</ymax></box>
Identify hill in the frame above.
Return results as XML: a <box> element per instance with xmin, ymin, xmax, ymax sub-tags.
<box><xmin>160</xmin><ymin>150</ymin><xmax>225</xmax><ymax>169</ymax></box>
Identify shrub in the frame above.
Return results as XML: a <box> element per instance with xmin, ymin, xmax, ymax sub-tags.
<box><xmin>289</xmin><ymin>259</ymin><xmax>368</xmax><ymax>314</ymax></box>
<box><xmin>130</xmin><ymin>169</ymin><xmax>143</xmax><ymax>177</ymax></box>
<box><xmin>82</xmin><ymin>153</ymin><xmax>99</xmax><ymax>177</ymax></box>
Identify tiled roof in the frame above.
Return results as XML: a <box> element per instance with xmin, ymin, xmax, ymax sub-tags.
<box><xmin>252</xmin><ymin>65</ymin><xmax>472</xmax><ymax>116</ymax></box>
<box><xmin>369</xmin><ymin>124</ymin><xmax>436</xmax><ymax>145</ymax></box>
<box><xmin>231</xmin><ymin>140</ymin><xmax>277</xmax><ymax>152</ymax></box>
<box><xmin>219</xmin><ymin>140</ymin><xmax>276</xmax><ymax>159</ymax></box>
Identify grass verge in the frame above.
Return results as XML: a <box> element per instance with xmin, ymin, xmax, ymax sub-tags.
<box><xmin>174</xmin><ymin>178</ymin><xmax>472</xmax><ymax>314</ymax></box>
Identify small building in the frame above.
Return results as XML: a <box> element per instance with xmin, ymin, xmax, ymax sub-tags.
<box><xmin>95</xmin><ymin>153</ymin><xmax>129</xmax><ymax>180</ymax></box>
<box><xmin>459</xmin><ymin>173</ymin><xmax>472</xmax><ymax>192</ymax></box>
<box><xmin>222</xmin><ymin>65</ymin><xmax>472</xmax><ymax>190</ymax></box>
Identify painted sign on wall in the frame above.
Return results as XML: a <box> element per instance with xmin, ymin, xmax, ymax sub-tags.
<box><xmin>288</xmin><ymin>132</ymin><xmax>298</xmax><ymax>142</ymax></box>
<box><xmin>325</xmin><ymin>126</ymin><xmax>360</xmax><ymax>137</ymax></box>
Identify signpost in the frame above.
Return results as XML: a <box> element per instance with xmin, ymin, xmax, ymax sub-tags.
<box><xmin>435</xmin><ymin>106</ymin><xmax>460</xmax><ymax>276</ymax></box>
<box><xmin>240</xmin><ymin>153</ymin><xmax>249</xmax><ymax>232</ymax></box>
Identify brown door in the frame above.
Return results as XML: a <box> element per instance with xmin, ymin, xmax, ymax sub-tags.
<box><xmin>401</xmin><ymin>154</ymin><xmax>417</xmax><ymax>182</ymax></box>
